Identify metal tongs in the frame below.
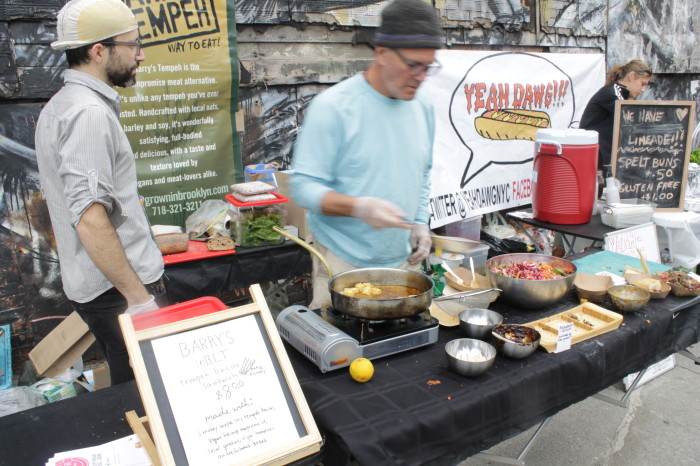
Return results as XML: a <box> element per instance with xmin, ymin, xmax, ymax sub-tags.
<box><xmin>433</xmin><ymin>287</ymin><xmax>502</xmax><ymax>301</ymax></box>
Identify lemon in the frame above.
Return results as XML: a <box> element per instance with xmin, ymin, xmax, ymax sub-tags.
<box><xmin>349</xmin><ymin>358</ymin><xmax>374</xmax><ymax>383</ymax></box>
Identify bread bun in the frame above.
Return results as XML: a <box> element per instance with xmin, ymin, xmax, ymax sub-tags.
<box><xmin>155</xmin><ymin>233</ymin><xmax>189</xmax><ymax>255</ymax></box>
<box><xmin>474</xmin><ymin>108</ymin><xmax>551</xmax><ymax>141</ymax></box>
<box><xmin>207</xmin><ymin>236</ymin><xmax>236</xmax><ymax>251</ymax></box>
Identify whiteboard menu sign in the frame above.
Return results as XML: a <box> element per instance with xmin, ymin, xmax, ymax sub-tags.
<box><xmin>603</xmin><ymin>222</ymin><xmax>660</xmax><ymax>263</ymax></box>
<box><xmin>119</xmin><ymin>286</ymin><xmax>321</xmax><ymax>466</ymax></box>
<box><xmin>151</xmin><ymin>314</ymin><xmax>298</xmax><ymax>464</ymax></box>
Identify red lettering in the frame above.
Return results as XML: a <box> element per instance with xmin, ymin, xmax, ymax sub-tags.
<box><xmin>497</xmin><ymin>83</ymin><xmax>510</xmax><ymax>109</ymax></box>
<box><xmin>513</xmin><ymin>84</ymin><xmax>525</xmax><ymax>108</ymax></box>
<box><xmin>545</xmin><ymin>82</ymin><xmax>553</xmax><ymax>107</ymax></box>
<box><xmin>524</xmin><ymin>84</ymin><xmax>534</xmax><ymax>109</ymax></box>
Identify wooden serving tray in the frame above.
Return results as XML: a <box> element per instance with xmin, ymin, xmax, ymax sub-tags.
<box><xmin>525</xmin><ymin>303</ymin><xmax>624</xmax><ymax>353</ymax></box>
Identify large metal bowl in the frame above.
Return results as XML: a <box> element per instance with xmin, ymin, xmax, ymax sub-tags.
<box><xmin>485</xmin><ymin>253</ymin><xmax>577</xmax><ymax>309</ymax></box>
<box><xmin>329</xmin><ymin>268</ymin><xmax>433</xmax><ymax>319</ymax></box>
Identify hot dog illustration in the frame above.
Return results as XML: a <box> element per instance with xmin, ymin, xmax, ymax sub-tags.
<box><xmin>474</xmin><ymin>108</ymin><xmax>551</xmax><ymax>141</ymax></box>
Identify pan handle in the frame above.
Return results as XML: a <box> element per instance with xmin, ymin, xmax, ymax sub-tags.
<box><xmin>433</xmin><ymin>287</ymin><xmax>501</xmax><ymax>301</ymax></box>
<box><xmin>273</xmin><ymin>226</ymin><xmax>334</xmax><ymax>277</ymax></box>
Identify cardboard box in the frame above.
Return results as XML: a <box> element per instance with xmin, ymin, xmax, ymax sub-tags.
<box><xmin>276</xmin><ymin>170</ymin><xmax>310</xmax><ymax>239</ymax></box>
<box><xmin>29</xmin><ymin>312</ymin><xmax>95</xmax><ymax>378</ymax></box>
<box><xmin>30</xmin><ymin>378</ymin><xmax>77</xmax><ymax>403</ymax></box>
<box><xmin>92</xmin><ymin>364</ymin><xmax>111</xmax><ymax>390</ymax></box>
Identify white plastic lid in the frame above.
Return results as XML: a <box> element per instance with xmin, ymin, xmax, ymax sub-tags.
<box><xmin>535</xmin><ymin>128</ymin><xmax>598</xmax><ymax>145</ymax></box>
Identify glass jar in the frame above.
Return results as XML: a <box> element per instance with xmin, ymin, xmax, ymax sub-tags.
<box><xmin>225</xmin><ymin>194</ymin><xmax>288</xmax><ymax>247</ymax></box>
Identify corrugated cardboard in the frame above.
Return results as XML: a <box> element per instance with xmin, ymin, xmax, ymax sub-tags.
<box><xmin>93</xmin><ymin>364</ymin><xmax>111</xmax><ymax>390</ymax></box>
<box><xmin>276</xmin><ymin>170</ymin><xmax>309</xmax><ymax>239</ymax></box>
<box><xmin>29</xmin><ymin>312</ymin><xmax>95</xmax><ymax>378</ymax></box>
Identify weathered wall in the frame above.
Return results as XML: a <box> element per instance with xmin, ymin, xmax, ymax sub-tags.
<box><xmin>0</xmin><ymin>0</ymin><xmax>698</xmax><ymax>372</ymax></box>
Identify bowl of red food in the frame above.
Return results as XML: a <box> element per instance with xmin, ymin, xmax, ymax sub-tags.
<box><xmin>486</xmin><ymin>253</ymin><xmax>577</xmax><ymax>309</ymax></box>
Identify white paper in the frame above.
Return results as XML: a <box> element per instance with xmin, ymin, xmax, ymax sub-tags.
<box><xmin>46</xmin><ymin>434</ymin><xmax>150</xmax><ymax>466</ymax></box>
<box><xmin>555</xmin><ymin>322</ymin><xmax>574</xmax><ymax>353</ymax></box>
<box><xmin>151</xmin><ymin>314</ymin><xmax>299</xmax><ymax>465</ymax></box>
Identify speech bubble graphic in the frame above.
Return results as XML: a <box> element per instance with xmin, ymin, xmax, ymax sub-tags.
<box><xmin>449</xmin><ymin>52</ymin><xmax>576</xmax><ymax>188</ymax></box>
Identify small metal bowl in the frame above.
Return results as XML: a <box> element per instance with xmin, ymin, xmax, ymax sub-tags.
<box><xmin>492</xmin><ymin>324</ymin><xmax>541</xmax><ymax>359</ymax></box>
<box><xmin>445</xmin><ymin>338</ymin><xmax>496</xmax><ymax>377</ymax></box>
<box><xmin>458</xmin><ymin>309</ymin><xmax>503</xmax><ymax>340</ymax></box>
<box><xmin>608</xmin><ymin>285</ymin><xmax>650</xmax><ymax>312</ymax></box>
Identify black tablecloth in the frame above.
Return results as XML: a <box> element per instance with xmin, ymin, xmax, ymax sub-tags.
<box><xmin>288</xmin><ymin>290</ymin><xmax>700</xmax><ymax>465</ymax></box>
<box><xmin>164</xmin><ymin>242</ymin><xmax>311</xmax><ymax>303</ymax></box>
<box><xmin>2</xmin><ymin>259</ymin><xmax>699</xmax><ymax>465</ymax></box>
<box><xmin>507</xmin><ymin>209</ymin><xmax>616</xmax><ymax>242</ymax></box>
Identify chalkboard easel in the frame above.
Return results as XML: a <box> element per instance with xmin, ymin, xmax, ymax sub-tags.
<box><xmin>611</xmin><ymin>100</ymin><xmax>696</xmax><ymax>211</ymax></box>
<box><xmin>119</xmin><ymin>285</ymin><xmax>322</xmax><ymax>466</ymax></box>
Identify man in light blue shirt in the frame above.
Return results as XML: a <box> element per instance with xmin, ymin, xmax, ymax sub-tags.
<box><xmin>291</xmin><ymin>0</ymin><xmax>442</xmax><ymax>308</ymax></box>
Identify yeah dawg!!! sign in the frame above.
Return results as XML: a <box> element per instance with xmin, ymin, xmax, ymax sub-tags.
<box><xmin>420</xmin><ymin>51</ymin><xmax>605</xmax><ymax>228</ymax></box>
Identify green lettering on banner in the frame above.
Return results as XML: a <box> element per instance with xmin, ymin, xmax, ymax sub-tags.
<box><xmin>120</xmin><ymin>0</ymin><xmax>241</xmax><ymax>227</ymax></box>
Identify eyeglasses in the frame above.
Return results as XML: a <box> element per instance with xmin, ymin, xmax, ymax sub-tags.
<box><xmin>390</xmin><ymin>48</ymin><xmax>441</xmax><ymax>76</ymax></box>
<box><xmin>101</xmin><ymin>39</ymin><xmax>142</xmax><ymax>55</ymax></box>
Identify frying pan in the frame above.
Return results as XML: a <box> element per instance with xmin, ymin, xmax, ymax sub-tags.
<box><xmin>273</xmin><ymin>226</ymin><xmax>433</xmax><ymax>319</ymax></box>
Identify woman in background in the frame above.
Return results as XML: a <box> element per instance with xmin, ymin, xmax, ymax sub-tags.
<box><xmin>580</xmin><ymin>60</ymin><xmax>653</xmax><ymax>170</ymax></box>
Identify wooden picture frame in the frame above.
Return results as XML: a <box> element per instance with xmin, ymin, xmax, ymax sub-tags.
<box><xmin>119</xmin><ymin>284</ymin><xmax>321</xmax><ymax>466</ymax></box>
<box><xmin>611</xmin><ymin>100</ymin><xmax>696</xmax><ymax>212</ymax></box>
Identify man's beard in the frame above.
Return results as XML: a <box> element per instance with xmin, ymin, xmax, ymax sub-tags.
<box><xmin>107</xmin><ymin>59</ymin><xmax>137</xmax><ymax>88</ymax></box>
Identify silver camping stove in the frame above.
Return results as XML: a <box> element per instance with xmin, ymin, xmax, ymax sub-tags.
<box><xmin>276</xmin><ymin>305</ymin><xmax>439</xmax><ymax>372</ymax></box>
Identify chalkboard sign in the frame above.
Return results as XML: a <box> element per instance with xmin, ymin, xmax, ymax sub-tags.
<box><xmin>611</xmin><ymin>100</ymin><xmax>696</xmax><ymax>211</ymax></box>
<box><xmin>119</xmin><ymin>285</ymin><xmax>321</xmax><ymax>466</ymax></box>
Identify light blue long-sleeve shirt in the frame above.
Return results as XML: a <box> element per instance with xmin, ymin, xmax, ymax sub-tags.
<box><xmin>290</xmin><ymin>73</ymin><xmax>434</xmax><ymax>268</ymax></box>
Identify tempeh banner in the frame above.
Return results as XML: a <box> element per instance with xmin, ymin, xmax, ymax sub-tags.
<box><xmin>420</xmin><ymin>51</ymin><xmax>605</xmax><ymax>228</ymax></box>
<box><xmin>118</xmin><ymin>0</ymin><xmax>241</xmax><ymax>227</ymax></box>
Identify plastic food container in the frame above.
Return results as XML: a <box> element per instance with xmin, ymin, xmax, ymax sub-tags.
<box><xmin>600</xmin><ymin>198</ymin><xmax>656</xmax><ymax>229</ymax></box>
<box><xmin>430</xmin><ymin>234</ymin><xmax>490</xmax><ymax>275</ymax></box>
<box><xmin>444</xmin><ymin>215</ymin><xmax>482</xmax><ymax>241</ymax></box>
<box><xmin>225</xmin><ymin>193</ymin><xmax>288</xmax><ymax>247</ymax></box>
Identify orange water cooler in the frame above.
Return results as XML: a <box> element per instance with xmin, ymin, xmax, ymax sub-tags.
<box><xmin>532</xmin><ymin>129</ymin><xmax>599</xmax><ymax>225</ymax></box>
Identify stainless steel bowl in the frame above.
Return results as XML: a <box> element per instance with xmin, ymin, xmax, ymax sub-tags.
<box><xmin>486</xmin><ymin>253</ymin><xmax>577</xmax><ymax>309</ymax></box>
<box><xmin>445</xmin><ymin>338</ymin><xmax>496</xmax><ymax>376</ymax></box>
<box><xmin>458</xmin><ymin>308</ymin><xmax>503</xmax><ymax>340</ymax></box>
<box><xmin>608</xmin><ymin>285</ymin><xmax>650</xmax><ymax>312</ymax></box>
<box><xmin>492</xmin><ymin>324</ymin><xmax>541</xmax><ymax>359</ymax></box>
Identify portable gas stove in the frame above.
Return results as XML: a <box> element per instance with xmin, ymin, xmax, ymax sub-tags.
<box><xmin>276</xmin><ymin>305</ymin><xmax>439</xmax><ymax>372</ymax></box>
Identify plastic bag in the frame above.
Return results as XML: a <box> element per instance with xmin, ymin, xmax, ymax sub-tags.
<box><xmin>0</xmin><ymin>386</ymin><xmax>46</xmax><ymax>417</ymax></box>
<box><xmin>185</xmin><ymin>200</ymin><xmax>233</xmax><ymax>239</ymax></box>
<box><xmin>482</xmin><ymin>212</ymin><xmax>516</xmax><ymax>239</ymax></box>
<box><xmin>481</xmin><ymin>230</ymin><xmax>530</xmax><ymax>258</ymax></box>
<box><xmin>51</xmin><ymin>356</ymin><xmax>84</xmax><ymax>384</ymax></box>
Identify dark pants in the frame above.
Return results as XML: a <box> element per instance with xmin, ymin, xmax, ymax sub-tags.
<box><xmin>71</xmin><ymin>277</ymin><xmax>169</xmax><ymax>385</ymax></box>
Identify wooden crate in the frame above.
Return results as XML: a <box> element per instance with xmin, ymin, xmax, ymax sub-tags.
<box><xmin>525</xmin><ymin>303</ymin><xmax>624</xmax><ymax>353</ymax></box>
